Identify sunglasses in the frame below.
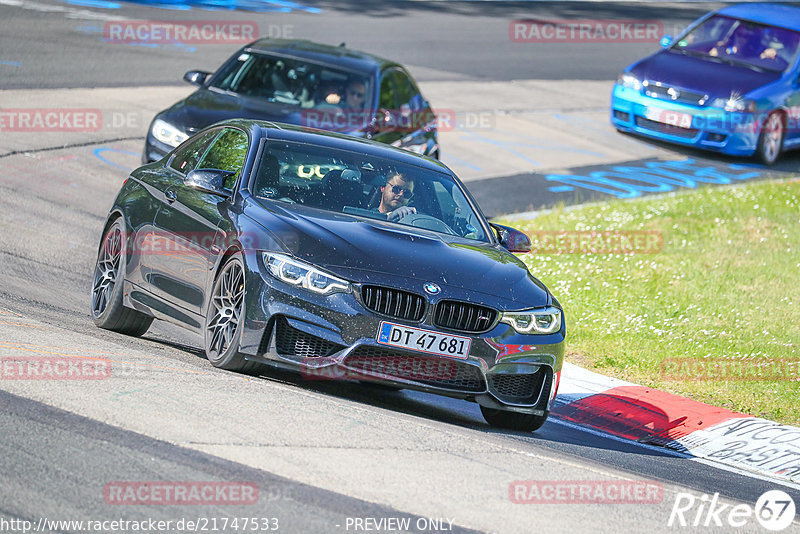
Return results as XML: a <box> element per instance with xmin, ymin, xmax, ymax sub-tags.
<box><xmin>387</xmin><ymin>184</ymin><xmax>414</xmax><ymax>199</ymax></box>
<box><xmin>347</xmin><ymin>89</ymin><xmax>365</xmax><ymax>98</ymax></box>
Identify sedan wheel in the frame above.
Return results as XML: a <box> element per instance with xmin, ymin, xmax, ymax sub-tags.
<box><xmin>204</xmin><ymin>253</ymin><xmax>262</xmax><ymax>374</ymax></box>
<box><xmin>480</xmin><ymin>405</ymin><xmax>548</xmax><ymax>432</ymax></box>
<box><xmin>756</xmin><ymin>112</ymin><xmax>785</xmax><ymax>165</ymax></box>
<box><xmin>91</xmin><ymin>218</ymin><xmax>153</xmax><ymax>336</ymax></box>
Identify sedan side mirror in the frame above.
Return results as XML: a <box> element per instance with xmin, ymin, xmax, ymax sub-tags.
<box><xmin>183</xmin><ymin>70</ymin><xmax>211</xmax><ymax>87</ymax></box>
<box><xmin>659</xmin><ymin>35</ymin><xmax>673</xmax><ymax>49</ymax></box>
<box><xmin>490</xmin><ymin>223</ymin><xmax>531</xmax><ymax>253</ymax></box>
<box><xmin>185</xmin><ymin>169</ymin><xmax>234</xmax><ymax>197</ymax></box>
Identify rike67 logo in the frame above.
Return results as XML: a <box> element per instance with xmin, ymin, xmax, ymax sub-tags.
<box><xmin>669</xmin><ymin>490</ymin><xmax>796</xmax><ymax>531</ymax></box>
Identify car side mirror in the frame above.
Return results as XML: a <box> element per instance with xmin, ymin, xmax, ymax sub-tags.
<box><xmin>490</xmin><ymin>223</ymin><xmax>531</xmax><ymax>253</ymax></box>
<box><xmin>184</xmin><ymin>169</ymin><xmax>233</xmax><ymax>197</ymax></box>
<box><xmin>660</xmin><ymin>35</ymin><xmax>673</xmax><ymax>49</ymax></box>
<box><xmin>183</xmin><ymin>70</ymin><xmax>211</xmax><ymax>87</ymax></box>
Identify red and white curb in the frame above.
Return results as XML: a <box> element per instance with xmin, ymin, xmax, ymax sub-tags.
<box><xmin>552</xmin><ymin>362</ymin><xmax>800</xmax><ymax>486</ymax></box>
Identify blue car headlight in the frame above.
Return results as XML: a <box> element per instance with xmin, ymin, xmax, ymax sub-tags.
<box><xmin>710</xmin><ymin>96</ymin><xmax>757</xmax><ymax>113</ymax></box>
<box><xmin>616</xmin><ymin>73</ymin><xmax>642</xmax><ymax>91</ymax></box>
<box><xmin>263</xmin><ymin>253</ymin><xmax>350</xmax><ymax>295</ymax></box>
<box><xmin>500</xmin><ymin>306</ymin><xmax>562</xmax><ymax>335</ymax></box>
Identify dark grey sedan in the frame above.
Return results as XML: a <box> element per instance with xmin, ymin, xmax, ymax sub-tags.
<box><xmin>144</xmin><ymin>39</ymin><xmax>439</xmax><ymax>163</ymax></box>
<box><xmin>94</xmin><ymin>120</ymin><xmax>565</xmax><ymax>432</ymax></box>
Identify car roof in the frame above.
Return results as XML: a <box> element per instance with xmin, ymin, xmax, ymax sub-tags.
<box><xmin>244</xmin><ymin>39</ymin><xmax>400</xmax><ymax>75</ymax></box>
<box><xmin>717</xmin><ymin>4</ymin><xmax>800</xmax><ymax>32</ymax></box>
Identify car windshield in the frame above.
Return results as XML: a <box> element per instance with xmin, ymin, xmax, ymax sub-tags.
<box><xmin>669</xmin><ymin>15</ymin><xmax>800</xmax><ymax>72</ymax></box>
<box><xmin>252</xmin><ymin>141</ymin><xmax>490</xmax><ymax>243</ymax></box>
<box><xmin>210</xmin><ymin>52</ymin><xmax>374</xmax><ymax>110</ymax></box>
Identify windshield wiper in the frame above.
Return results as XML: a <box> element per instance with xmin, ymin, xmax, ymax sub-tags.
<box><xmin>674</xmin><ymin>48</ymin><xmax>710</xmax><ymax>59</ymax></box>
<box><xmin>673</xmin><ymin>48</ymin><xmax>724</xmax><ymax>64</ymax></box>
<box><xmin>716</xmin><ymin>56</ymin><xmax>767</xmax><ymax>72</ymax></box>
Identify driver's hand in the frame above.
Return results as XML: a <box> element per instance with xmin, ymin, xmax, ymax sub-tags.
<box><xmin>387</xmin><ymin>206</ymin><xmax>417</xmax><ymax>221</ymax></box>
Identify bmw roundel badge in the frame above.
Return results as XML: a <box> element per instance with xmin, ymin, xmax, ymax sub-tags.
<box><xmin>423</xmin><ymin>282</ymin><xmax>441</xmax><ymax>295</ymax></box>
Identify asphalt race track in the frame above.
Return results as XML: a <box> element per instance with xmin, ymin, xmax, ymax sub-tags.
<box><xmin>1</xmin><ymin>1</ymin><xmax>799</xmax><ymax>533</ymax></box>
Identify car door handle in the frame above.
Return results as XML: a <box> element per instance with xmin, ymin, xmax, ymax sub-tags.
<box><xmin>165</xmin><ymin>190</ymin><xmax>177</xmax><ymax>203</ymax></box>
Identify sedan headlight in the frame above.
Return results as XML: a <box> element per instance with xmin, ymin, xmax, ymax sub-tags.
<box><xmin>710</xmin><ymin>96</ymin><xmax>757</xmax><ymax>113</ymax></box>
<box><xmin>263</xmin><ymin>253</ymin><xmax>350</xmax><ymax>295</ymax></box>
<box><xmin>616</xmin><ymin>73</ymin><xmax>642</xmax><ymax>91</ymax></box>
<box><xmin>151</xmin><ymin>118</ymin><xmax>188</xmax><ymax>147</ymax></box>
<box><xmin>500</xmin><ymin>306</ymin><xmax>562</xmax><ymax>335</ymax></box>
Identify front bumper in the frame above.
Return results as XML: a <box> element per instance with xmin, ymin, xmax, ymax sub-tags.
<box><xmin>611</xmin><ymin>85</ymin><xmax>759</xmax><ymax>157</ymax></box>
<box><xmin>237</xmin><ymin>257</ymin><xmax>565</xmax><ymax>415</ymax></box>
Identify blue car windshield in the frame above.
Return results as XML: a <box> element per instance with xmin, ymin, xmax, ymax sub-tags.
<box><xmin>670</xmin><ymin>15</ymin><xmax>800</xmax><ymax>72</ymax></box>
<box><xmin>210</xmin><ymin>52</ymin><xmax>374</xmax><ymax>111</ymax></box>
<box><xmin>252</xmin><ymin>141</ymin><xmax>490</xmax><ymax>243</ymax></box>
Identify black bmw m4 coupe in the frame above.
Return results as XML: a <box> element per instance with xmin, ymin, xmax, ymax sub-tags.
<box><xmin>92</xmin><ymin>119</ymin><xmax>565</xmax><ymax>431</ymax></box>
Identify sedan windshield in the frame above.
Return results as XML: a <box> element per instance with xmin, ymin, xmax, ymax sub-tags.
<box><xmin>252</xmin><ymin>141</ymin><xmax>490</xmax><ymax>243</ymax></box>
<box><xmin>670</xmin><ymin>15</ymin><xmax>800</xmax><ymax>72</ymax></box>
<box><xmin>210</xmin><ymin>52</ymin><xmax>374</xmax><ymax>110</ymax></box>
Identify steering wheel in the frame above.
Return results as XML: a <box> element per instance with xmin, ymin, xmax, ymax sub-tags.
<box><xmin>397</xmin><ymin>213</ymin><xmax>456</xmax><ymax>235</ymax></box>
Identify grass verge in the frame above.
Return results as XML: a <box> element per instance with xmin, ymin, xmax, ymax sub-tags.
<box><xmin>499</xmin><ymin>178</ymin><xmax>800</xmax><ymax>425</ymax></box>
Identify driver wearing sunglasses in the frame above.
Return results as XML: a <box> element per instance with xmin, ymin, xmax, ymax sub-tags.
<box><xmin>378</xmin><ymin>173</ymin><xmax>417</xmax><ymax>221</ymax></box>
<box><xmin>343</xmin><ymin>79</ymin><xmax>367</xmax><ymax>110</ymax></box>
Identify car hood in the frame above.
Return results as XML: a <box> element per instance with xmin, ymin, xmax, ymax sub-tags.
<box><xmin>629</xmin><ymin>51</ymin><xmax>781</xmax><ymax>99</ymax></box>
<box><xmin>246</xmin><ymin>201</ymin><xmax>550</xmax><ymax>309</ymax></box>
<box><xmin>162</xmin><ymin>89</ymin><xmax>364</xmax><ymax>134</ymax></box>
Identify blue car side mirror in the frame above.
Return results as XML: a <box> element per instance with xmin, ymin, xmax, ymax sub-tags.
<box><xmin>660</xmin><ymin>35</ymin><xmax>673</xmax><ymax>48</ymax></box>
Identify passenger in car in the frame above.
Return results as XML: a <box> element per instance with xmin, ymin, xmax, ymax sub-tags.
<box><xmin>709</xmin><ymin>23</ymin><xmax>774</xmax><ymax>59</ymax></box>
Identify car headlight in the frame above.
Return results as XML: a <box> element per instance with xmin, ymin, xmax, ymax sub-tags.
<box><xmin>151</xmin><ymin>119</ymin><xmax>188</xmax><ymax>147</ymax></box>
<box><xmin>263</xmin><ymin>253</ymin><xmax>350</xmax><ymax>295</ymax></box>
<box><xmin>710</xmin><ymin>96</ymin><xmax>757</xmax><ymax>113</ymax></box>
<box><xmin>616</xmin><ymin>73</ymin><xmax>642</xmax><ymax>91</ymax></box>
<box><xmin>500</xmin><ymin>306</ymin><xmax>562</xmax><ymax>335</ymax></box>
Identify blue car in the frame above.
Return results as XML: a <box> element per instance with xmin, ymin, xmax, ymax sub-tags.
<box><xmin>611</xmin><ymin>3</ymin><xmax>800</xmax><ymax>164</ymax></box>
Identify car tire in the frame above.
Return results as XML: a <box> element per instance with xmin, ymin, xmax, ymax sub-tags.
<box><xmin>91</xmin><ymin>218</ymin><xmax>153</xmax><ymax>336</ymax></box>
<box><xmin>756</xmin><ymin>112</ymin><xmax>785</xmax><ymax>165</ymax></box>
<box><xmin>204</xmin><ymin>253</ymin><xmax>263</xmax><ymax>374</ymax></box>
<box><xmin>480</xmin><ymin>405</ymin><xmax>548</xmax><ymax>432</ymax></box>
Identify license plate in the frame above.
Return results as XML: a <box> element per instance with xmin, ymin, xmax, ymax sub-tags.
<box><xmin>644</xmin><ymin>106</ymin><xmax>693</xmax><ymax>129</ymax></box>
<box><xmin>377</xmin><ymin>321</ymin><xmax>471</xmax><ymax>359</ymax></box>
